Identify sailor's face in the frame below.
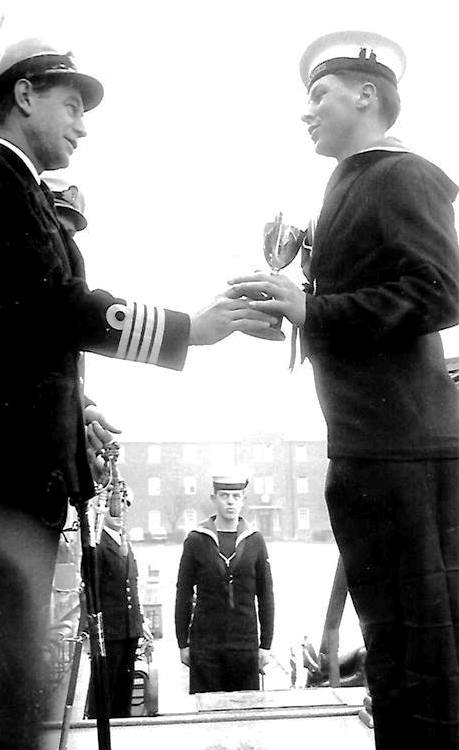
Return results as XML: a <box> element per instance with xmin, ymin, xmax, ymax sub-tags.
<box><xmin>213</xmin><ymin>490</ymin><xmax>244</xmax><ymax>521</ymax></box>
<box><xmin>302</xmin><ymin>74</ymin><xmax>359</xmax><ymax>159</ymax></box>
<box><xmin>27</xmin><ymin>83</ymin><xmax>86</xmax><ymax>171</ymax></box>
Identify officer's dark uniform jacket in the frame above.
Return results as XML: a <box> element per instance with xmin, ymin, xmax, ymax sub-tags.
<box><xmin>300</xmin><ymin>146</ymin><xmax>459</xmax><ymax>459</ymax></box>
<box><xmin>96</xmin><ymin>528</ymin><xmax>143</xmax><ymax>640</ymax></box>
<box><xmin>0</xmin><ymin>145</ymin><xmax>190</xmax><ymax>525</ymax></box>
<box><xmin>175</xmin><ymin>516</ymin><xmax>274</xmax><ymax>651</ymax></box>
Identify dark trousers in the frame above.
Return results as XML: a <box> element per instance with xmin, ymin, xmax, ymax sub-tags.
<box><xmin>189</xmin><ymin>648</ymin><xmax>259</xmax><ymax>694</ymax></box>
<box><xmin>0</xmin><ymin>507</ymin><xmax>60</xmax><ymax>750</ymax></box>
<box><xmin>87</xmin><ymin>638</ymin><xmax>138</xmax><ymax>718</ymax></box>
<box><xmin>325</xmin><ymin>458</ymin><xmax>459</xmax><ymax>750</ymax></box>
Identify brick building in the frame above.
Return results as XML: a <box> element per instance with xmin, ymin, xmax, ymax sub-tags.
<box><xmin>117</xmin><ymin>434</ymin><xmax>332</xmax><ymax>542</ymax></box>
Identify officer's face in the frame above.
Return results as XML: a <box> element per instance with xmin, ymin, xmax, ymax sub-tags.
<box><xmin>26</xmin><ymin>83</ymin><xmax>86</xmax><ymax>171</ymax></box>
<box><xmin>213</xmin><ymin>490</ymin><xmax>244</xmax><ymax>521</ymax></box>
<box><xmin>302</xmin><ymin>74</ymin><xmax>360</xmax><ymax>160</ymax></box>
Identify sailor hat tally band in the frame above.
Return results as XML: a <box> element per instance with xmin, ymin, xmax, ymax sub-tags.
<box><xmin>300</xmin><ymin>30</ymin><xmax>406</xmax><ymax>92</ymax></box>
<box><xmin>212</xmin><ymin>474</ymin><xmax>249</xmax><ymax>491</ymax></box>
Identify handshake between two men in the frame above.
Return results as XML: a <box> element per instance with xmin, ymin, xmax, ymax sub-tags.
<box><xmin>189</xmin><ymin>272</ymin><xmax>307</xmax><ymax>346</ymax></box>
<box><xmin>188</xmin><ymin>275</ymin><xmax>305</xmax><ymax>345</ymax></box>
<box><xmin>84</xmin><ymin>272</ymin><xmax>307</xmax><ymax>461</ymax></box>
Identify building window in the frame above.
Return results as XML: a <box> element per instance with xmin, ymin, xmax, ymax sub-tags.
<box><xmin>183</xmin><ymin>444</ymin><xmax>199</xmax><ymax>463</ymax></box>
<box><xmin>182</xmin><ymin>508</ymin><xmax>197</xmax><ymax>530</ymax></box>
<box><xmin>253</xmin><ymin>444</ymin><xmax>273</xmax><ymax>462</ymax></box>
<box><xmin>148</xmin><ymin>510</ymin><xmax>162</xmax><ymax>533</ymax></box>
<box><xmin>184</xmin><ymin>476</ymin><xmax>197</xmax><ymax>495</ymax></box>
<box><xmin>147</xmin><ymin>444</ymin><xmax>161</xmax><ymax>463</ymax></box>
<box><xmin>297</xmin><ymin>477</ymin><xmax>309</xmax><ymax>494</ymax></box>
<box><xmin>295</xmin><ymin>444</ymin><xmax>308</xmax><ymax>462</ymax></box>
<box><xmin>298</xmin><ymin>507</ymin><xmax>310</xmax><ymax>531</ymax></box>
<box><xmin>148</xmin><ymin>477</ymin><xmax>161</xmax><ymax>496</ymax></box>
<box><xmin>254</xmin><ymin>476</ymin><xmax>274</xmax><ymax>495</ymax></box>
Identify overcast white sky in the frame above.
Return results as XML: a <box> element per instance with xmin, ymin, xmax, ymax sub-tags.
<box><xmin>1</xmin><ymin>0</ymin><xmax>459</xmax><ymax>442</ymax></box>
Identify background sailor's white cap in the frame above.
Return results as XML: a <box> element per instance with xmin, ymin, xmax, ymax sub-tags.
<box><xmin>0</xmin><ymin>37</ymin><xmax>103</xmax><ymax>111</ymax></box>
<box><xmin>300</xmin><ymin>31</ymin><xmax>406</xmax><ymax>92</ymax></box>
<box><xmin>43</xmin><ymin>173</ymin><xmax>87</xmax><ymax>231</ymax></box>
<box><xmin>212</xmin><ymin>471</ymin><xmax>249</xmax><ymax>491</ymax></box>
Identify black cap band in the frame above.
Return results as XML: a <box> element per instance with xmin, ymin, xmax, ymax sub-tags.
<box><xmin>213</xmin><ymin>481</ymin><xmax>248</xmax><ymax>491</ymax></box>
<box><xmin>0</xmin><ymin>53</ymin><xmax>76</xmax><ymax>88</ymax></box>
<box><xmin>308</xmin><ymin>56</ymin><xmax>398</xmax><ymax>91</ymax></box>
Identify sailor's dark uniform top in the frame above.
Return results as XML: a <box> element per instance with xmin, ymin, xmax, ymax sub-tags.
<box><xmin>0</xmin><ymin>143</ymin><xmax>189</xmax><ymax>524</ymax></box>
<box><xmin>175</xmin><ymin>516</ymin><xmax>274</xmax><ymax>651</ymax></box>
<box><xmin>95</xmin><ymin>528</ymin><xmax>143</xmax><ymax>641</ymax></box>
<box><xmin>301</xmin><ymin>148</ymin><xmax>459</xmax><ymax>460</ymax></box>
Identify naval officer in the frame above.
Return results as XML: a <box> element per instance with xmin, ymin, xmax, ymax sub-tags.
<box><xmin>0</xmin><ymin>36</ymin><xmax>280</xmax><ymax>749</ymax></box>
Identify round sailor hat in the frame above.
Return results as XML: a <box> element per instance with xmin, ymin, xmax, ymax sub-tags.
<box><xmin>0</xmin><ymin>37</ymin><xmax>103</xmax><ymax>111</ymax></box>
<box><xmin>300</xmin><ymin>31</ymin><xmax>406</xmax><ymax>92</ymax></box>
<box><xmin>43</xmin><ymin>174</ymin><xmax>87</xmax><ymax>231</ymax></box>
<box><xmin>212</xmin><ymin>472</ymin><xmax>249</xmax><ymax>492</ymax></box>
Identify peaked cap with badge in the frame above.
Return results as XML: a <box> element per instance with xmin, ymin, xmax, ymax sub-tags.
<box><xmin>0</xmin><ymin>37</ymin><xmax>103</xmax><ymax>111</ymax></box>
<box><xmin>43</xmin><ymin>174</ymin><xmax>87</xmax><ymax>231</ymax></box>
<box><xmin>299</xmin><ymin>30</ymin><xmax>406</xmax><ymax>92</ymax></box>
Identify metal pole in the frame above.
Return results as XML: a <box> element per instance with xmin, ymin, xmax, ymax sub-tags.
<box><xmin>77</xmin><ymin>499</ymin><xmax>112</xmax><ymax>750</ymax></box>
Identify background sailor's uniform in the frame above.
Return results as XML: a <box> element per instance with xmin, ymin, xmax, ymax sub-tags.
<box><xmin>86</xmin><ymin>528</ymin><xmax>143</xmax><ymax>718</ymax></box>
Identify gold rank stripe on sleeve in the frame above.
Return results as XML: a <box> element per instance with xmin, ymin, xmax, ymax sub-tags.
<box><xmin>105</xmin><ymin>302</ymin><xmax>166</xmax><ymax>364</ymax></box>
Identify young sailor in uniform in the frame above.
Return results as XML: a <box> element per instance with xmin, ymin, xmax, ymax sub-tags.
<box><xmin>175</xmin><ymin>472</ymin><xmax>274</xmax><ymax>693</ymax></box>
<box><xmin>229</xmin><ymin>31</ymin><xmax>459</xmax><ymax>750</ymax></box>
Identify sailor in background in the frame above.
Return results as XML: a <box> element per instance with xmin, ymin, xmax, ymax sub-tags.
<box><xmin>175</xmin><ymin>472</ymin><xmax>274</xmax><ymax>693</ymax></box>
<box><xmin>85</xmin><ymin>494</ymin><xmax>152</xmax><ymax>718</ymax></box>
<box><xmin>229</xmin><ymin>31</ymin><xmax>459</xmax><ymax>749</ymax></box>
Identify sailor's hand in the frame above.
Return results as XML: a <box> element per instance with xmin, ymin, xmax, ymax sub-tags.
<box><xmin>189</xmin><ymin>290</ymin><xmax>285</xmax><ymax>345</ymax></box>
<box><xmin>180</xmin><ymin>646</ymin><xmax>191</xmax><ymax>667</ymax></box>
<box><xmin>228</xmin><ymin>273</ymin><xmax>306</xmax><ymax>327</ymax></box>
<box><xmin>258</xmin><ymin>648</ymin><xmax>271</xmax><ymax>674</ymax></box>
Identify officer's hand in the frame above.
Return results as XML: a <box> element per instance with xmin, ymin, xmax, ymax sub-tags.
<box><xmin>189</xmin><ymin>290</ymin><xmax>285</xmax><ymax>345</ymax></box>
<box><xmin>258</xmin><ymin>648</ymin><xmax>271</xmax><ymax>674</ymax></box>
<box><xmin>87</xmin><ymin>451</ymin><xmax>107</xmax><ymax>483</ymax></box>
<box><xmin>180</xmin><ymin>646</ymin><xmax>191</xmax><ymax>667</ymax></box>
<box><xmin>84</xmin><ymin>405</ymin><xmax>122</xmax><ymax>453</ymax></box>
<box><xmin>228</xmin><ymin>273</ymin><xmax>307</xmax><ymax>327</ymax></box>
